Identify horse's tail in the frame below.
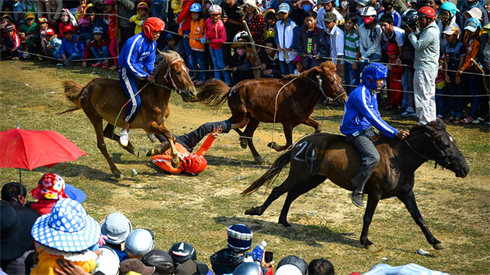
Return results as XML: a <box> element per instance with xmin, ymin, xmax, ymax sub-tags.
<box><xmin>242</xmin><ymin>150</ymin><xmax>293</xmax><ymax>195</ymax></box>
<box><xmin>61</xmin><ymin>80</ymin><xmax>85</xmax><ymax>112</ymax></box>
<box><xmin>197</xmin><ymin>79</ymin><xmax>231</xmax><ymax>106</ymax></box>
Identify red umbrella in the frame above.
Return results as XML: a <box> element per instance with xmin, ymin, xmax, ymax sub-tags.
<box><xmin>0</xmin><ymin>128</ymin><xmax>87</xmax><ymax>174</ymax></box>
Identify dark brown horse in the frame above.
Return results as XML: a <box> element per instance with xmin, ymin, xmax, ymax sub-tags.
<box><xmin>62</xmin><ymin>51</ymin><xmax>196</xmax><ymax>178</ymax></box>
<box><xmin>243</xmin><ymin>120</ymin><xmax>469</xmax><ymax>251</ymax></box>
<box><xmin>197</xmin><ymin>61</ymin><xmax>347</xmax><ymax>163</ymax></box>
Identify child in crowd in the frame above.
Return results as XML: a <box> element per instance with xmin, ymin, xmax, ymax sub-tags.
<box><xmin>60</xmin><ymin>25</ymin><xmax>85</xmax><ymax>66</ymax></box>
<box><xmin>386</xmin><ymin>43</ymin><xmax>404</xmax><ymax>110</ymax></box>
<box><xmin>210</xmin><ymin>224</ymin><xmax>273</xmax><ymax>275</ymax></box>
<box><xmin>103</xmin><ymin>0</ymin><xmax>118</xmax><ymax>69</ymax></box>
<box><xmin>155</xmin><ymin>33</ymin><xmax>185</xmax><ymax>63</ymax></box>
<box><xmin>379</xmin><ymin>13</ymin><xmax>405</xmax><ymax>58</ymax></box>
<box><xmin>275</xmin><ymin>3</ymin><xmax>298</xmax><ymax>75</ymax></box>
<box><xmin>29</xmin><ymin>173</ymin><xmax>70</xmax><ymax>215</ymax></box>
<box><xmin>130</xmin><ymin>2</ymin><xmax>150</xmax><ymax>34</ymax></box>
<box><xmin>44</xmin><ymin>29</ymin><xmax>62</xmax><ymax>60</ymax></box>
<box><xmin>230</xmin><ymin>38</ymin><xmax>254</xmax><ymax>84</ymax></box>
<box><xmin>58</xmin><ymin>9</ymin><xmax>78</xmax><ymax>40</ymax></box>
<box><xmin>101</xmin><ymin>212</ymin><xmax>133</xmax><ymax>262</ymax></box>
<box><xmin>205</xmin><ymin>5</ymin><xmax>231</xmax><ymax>85</ymax></box>
<box><xmin>344</xmin><ymin>13</ymin><xmax>360</xmax><ymax>94</ymax></box>
<box><xmin>442</xmin><ymin>26</ymin><xmax>465</xmax><ymax>123</ymax></box>
<box><xmin>457</xmin><ymin>18</ymin><xmax>481</xmax><ymax>124</ymax></box>
<box><xmin>30</xmin><ymin>199</ymin><xmax>101</xmax><ymax>275</ymax></box>
<box><xmin>38</xmin><ymin>17</ymin><xmax>51</xmax><ymax>51</ymax></box>
<box><xmin>263</xmin><ymin>9</ymin><xmax>276</xmax><ymax>41</ymax></box>
<box><xmin>77</xmin><ymin>2</ymin><xmax>94</xmax><ymax>46</ymax></box>
<box><xmin>259</xmin><ymin>37</ymin><xmax>282</xmax><ymax>78</ymax></box>
<box><xmin>188</xmin><ymin>3</ymin><xmax>206</xmax><ymax>86</ymax></box>
<box><xmin>1</xmin><ymin>25</ymin><xmax>22</xmax><ymax>59</ymax></box>
<box><xmin>82</xmin><ymin>26</ymin><xmax>110</xmax><ymax>67</ymax></box>
<box><xmin>297</xmin><ymin>10</ymin><xmax>328</xmax><ymax>70</ymax></box>
<box><xmin>358</xmin><ymin>6</ymin><xmax>382</xmax><ymax>69</ymax></box>
<box><xmin>18</xmin><ymin>12</ymin><xmax>39</xmax><ymax>56</ymax></box>
<box><xmin>293</xmin><ymin>57</ymin><xmax>305</xmax><ymax>75</ymax></box>
<box><xmin>324</xmin><ymin>12</ymin><xmax>344</xmax><ymax>78</ymax></box>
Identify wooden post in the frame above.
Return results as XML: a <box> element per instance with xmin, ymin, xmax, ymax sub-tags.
<box><xmin>242</xmin><ymin>20</ymin><xmax>261</xmax><ymax>79</ymax></box>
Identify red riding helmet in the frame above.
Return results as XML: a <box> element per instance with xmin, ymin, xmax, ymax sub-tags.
<box><xmin>417</xmin><ymin>6</ymin><xmax>436</xmax><ymax>19</ymax></box>
<box><xmin>182</xmin><ymin>154</ymin><xmax>207</xmax><ymax>175</ymax></box>
<box><xmin>143</xmin><ymin>17</ymin><xmax>165</xmax><ymax>40</ymax></box>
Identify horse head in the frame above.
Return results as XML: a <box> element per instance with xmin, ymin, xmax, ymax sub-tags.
<box><xmin>408</xmin><ymin>119</ymin><xmax>469</xmax><ymax>178</ymax></box>
<box><xmin>317</xmin><ymin>61</ymin><xmax>347</xmax><ymax>104</ymax></box>
<box><xmin>156</xmin><ymin>50</ymin><xmax>197</xmax><ymax>102</ymax></box>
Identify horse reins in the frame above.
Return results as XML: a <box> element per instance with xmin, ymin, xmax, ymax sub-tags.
<box><xmin>404</xmin><ymin>133</ymin><xmax>450</xmax><ymax>168</ymax></box>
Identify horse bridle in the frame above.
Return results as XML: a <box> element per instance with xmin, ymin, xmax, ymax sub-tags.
<box><xmin>305</xmin><ymin>74</ymin><xmax>346</xmax><ymax>104</ymax></box>
<box><xmin>153</xmin><ymin>58</ymin><xmax>184</xmax><ymax>94</ymax></box>
<box><xmin>404</xmin><ymin>132</ymin><xmax>451</xmax><ymax>167</ymax></box>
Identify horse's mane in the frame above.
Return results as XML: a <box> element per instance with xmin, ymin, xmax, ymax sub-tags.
<box><xmin>283</xmin><ymin>61</ymin><xmax>337</xmax><ymax>81</ymax></box>
<box><xmin>154</xmin><ymin>50</ymin><xmax>183</xmax><ymax>76</ymax></box>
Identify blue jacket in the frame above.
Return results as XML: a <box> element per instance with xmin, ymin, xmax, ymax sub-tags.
<box><xmin>60</xmin><ymin>35</ymin><xmax>85</xmax><ymax>57</ymax></box>
<box><xmin>340</xmin><ymin>84</ymin><xmax>398</xmax><ymax>138</ymax></box>
<box><xmin>118</xmin><ymin>33</ymin><xmax>156</xmax><ymax>79</ymax></box>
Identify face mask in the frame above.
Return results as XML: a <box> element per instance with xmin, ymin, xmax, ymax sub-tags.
<box><xmin>362</xmin><ymin>16</ymin><xmax>374</xmax><ymax>25</ymax></box>
<box><xmin>61</xmin><ymin>16</ymin><xmax>69</xmax><ymax>22</ymax></box>
<box><xmin>341</xmin><ymin>1</ymin><xmax>348</xmax><ymax>9</ymax></box>
<box><xmin>302</xmin><ymin>4</ymin><xmax>312</xmax><ymax>11</ymax></box>
<box><xmin>237</xmin><ymin>48</ymin><xmax>246</xmax><ymax>55</ymax></box>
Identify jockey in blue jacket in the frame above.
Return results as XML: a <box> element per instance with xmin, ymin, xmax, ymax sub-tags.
<box><xmin>118</xmin><ymin>17</ymin><xmax>165</xmax><ymax>147</ymax></box>
<box><xmin>340</xmin><ymin>63</ymin><xmax>409</xmax><ymax>208</ymax></box>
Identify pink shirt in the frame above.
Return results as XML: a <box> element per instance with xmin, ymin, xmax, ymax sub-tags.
<box><xmin>204</xmin><ymin>18</ymin><xmax>226</xmax><ymax>50</ymax></box>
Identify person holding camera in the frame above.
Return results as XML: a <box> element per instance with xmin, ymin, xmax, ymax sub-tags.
<box><xmin>404</xmin><ymin>7</ymin><xmax>440</xmax><ymax>125</ymax></box>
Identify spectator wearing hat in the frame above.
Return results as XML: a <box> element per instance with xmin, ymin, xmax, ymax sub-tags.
<box><xmin>221</xmin><ymin>0</ymin><xmax>245</xmax><ymax>64</ymax></box>
<box><xmin>275</xmin><ymin>255</ymin><xmax>308</xmax><ymax>275</ymax></box>
<box><xmin>30</xmin><ymin>198</ymin><xmax>101</xmax><ymax>275</ymax></box>
<box><xmin>82</xmin><ymin>26</ymin><xmax>110</xmax><ymax>67</ymax></box>
<box><xmin>169</xmin><ymin>242</ymin><xmax>213</xmax><ymax>275</ymax></box>
<box><xmin>260</xmin><ymin>37</ymin><xmax>282</xmax><ymax>78</ymax></box>
<box><xmin>308</xmin><ymin>258</ymin><xmax>335</xmax><ymax>275</ymax></box>
<box><xmin>205</xmin><ymin>5</ymin><xmax>231</xmax><ymax>85</ymax></box>
<box><xmin>18</xmin><ymin>12</ymin><xmax>40</xmax><ymax>56</ymax></box>
<box><xmin>275</xmin><ymin>2</ymin><xmax>298</xmax><ymax>75</ymax></box>
<box><xmin>125</xmin><ymin>228</ymin><xmax>155</xmax><ymax>259</ymax></box>
<box><xmin>459</xmin><ymin>0</ymin><xmax>488</xmax><ymax>29</ymax></box>
<box><xmin>156</xmin><ymin>33</ymin><xmax>185</xmax><ymax>63</ymax></box>
<box><xmin>386</xmin><ymin>42</ymin><xmax>404</xmax><ymax>110</ymax></box>
<box><xmin>358</xmin><ymin>6</ymin><xmax>383</xmax><ymax>69</ymax></box>
<box><xmin>29</xmin><ymin>173</ymin><xmax>70</xmax><ymax>215</ymax></box>
<box><xmin>60</xmin><ymin>24</ymin><xmax>85</xmax><ymax>66</ymax></box>
<box><xmin>131</xmin><ymin>2</ymin><xmax>151</xmax><ymax>34</ymax></box>
<box><xmin>230</xmin><ymin>36</ymin><xmax>254</xmax><ymax>84</ymax></box>
<box><xmin>120</xmin><ymin>259</ymin><xmax>155</xmax><ymax>275</ymax></box>
<box><xmin>324</xmin><ymin>11</ymin><xmax>344</xmax><ymax>77</ymax></box>
<box><xmin>297</xmin><ymin>10</ymin><xmax>328</xmax><ymax>70</ymax></box>
<box><xmin>317</xmin><ymin>0</ymin><xmax>343</xmax><ymax>31</ymax></box>
<box><xmin>210</xmin><ymin>224</ymin><xmax>273</xmax><ymax>275</ymax></box>
<box><xmin>442</xmin><ymin>25</ymin><xmax>465</xmax><ymax>124</ymax></box>
<box><xmin>141</xmin><ymin>249</ymin><xmax>174</xmax><ymax>274</ymax></box>
<box><xmin>1</xmin><ymin>201</ymin><xmax>40</xmax><ymax>274</ymax></box>
<box><xmin>103</xmin><ymin>0</ymin><xmax>118</xmax><ymax>69</ymax></box>
<box><xmin>187</xmin><ymin>2</ymin><xmax>207</xmax><ymax>86</ymax></box>
<box><xmin>101</xmin><ymin>212</ymin><xmax>133</xmax><ymax>262</ymax></box>
<box><xmin>1</xmin><ymin>24</ymin><xmax>23</xmax><ymax>59</ymax></box>
<box><xmin>44</xmin><ymin>28</ymin><xmax>62</xmax><ymax>60</ymax></box>
<box><xmin>457</xmin><ymin>18</ymin><xmax>482</xmax><ymax>124</ymax></box>
<box><xmin>58</xmin><ymin>9</ymin><xmax>79</xmax><ymax>40</ymax></box>
<box><xmin>240</xmin><ymin>0</ymin><xmax>265</xmax><ymax>48</ymax></box>
<box><xmin>38</xmin><ymin>17</ymin><xmax>52</xmax><ymax>52</ymax></box>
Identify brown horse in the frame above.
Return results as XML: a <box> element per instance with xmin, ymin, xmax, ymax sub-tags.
<box><xmin>243</xmin><ymin>120</ymin><xmax>469</xmax><ymax>251</ymax></box>
<box><xmin>197</xmin><ymin>61</ymin><xmax>347</xmax><ymax>163</ymax></box>
<box><xmin>62</xmin><ymin>51</ymin><xmax>196</xmax><ymax>178</ymax></box>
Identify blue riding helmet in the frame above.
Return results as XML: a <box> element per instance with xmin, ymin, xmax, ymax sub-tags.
<box><xmin>361</xmin><ymin>63</ymin><xmax>388</xmax><ymax>91</ymax></box>
<box><xmin>439</xmin><ymin>2</ymin><xmax>457</xmax><ymax>16</ymax></box>
<box><xmin>190</xmin><ymin>3</ymin><xmax>202</xmax><ymax>12</ymax></box>
<box><xmin>233</xmin><ymin>262</ymin><xmax>263</xmax><ymax>275</ymax></box>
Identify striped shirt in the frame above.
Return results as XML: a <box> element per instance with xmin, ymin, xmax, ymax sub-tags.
<box><xmin>344</xmin><ymin>29</ymin><xmax>359</xmax><ymax>64</ymax></box>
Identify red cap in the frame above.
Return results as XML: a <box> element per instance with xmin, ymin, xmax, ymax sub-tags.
<box><xmin>63</xmin><ymin>24</ymin><xmax>75</xmax><ymax>33</ymax></box>
<box><xmin>45</xmin><ymin>29</ymin><xmax>55</xmax><ymax>36</ymax></box>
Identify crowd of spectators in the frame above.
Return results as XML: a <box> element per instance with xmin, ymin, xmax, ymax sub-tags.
<box><xmin>0</xmin><ymin>0</ymin><xmax>489</xmax><ymax>124</ymax></box>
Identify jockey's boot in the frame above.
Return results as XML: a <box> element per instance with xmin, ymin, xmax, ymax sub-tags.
<box><xmin>351</xmin><ymin>191</ymin><xmax>364</xmax><ymax>208</ymax></box>
<box><xmin>351</xmin><ymin>176</ymin><xmax>367</xmax><ymax>208</ymax></box>
<box><xmin>120</xmin><ymin>129</ymin><xmax>129</xmax><ymax>147</ymax></box>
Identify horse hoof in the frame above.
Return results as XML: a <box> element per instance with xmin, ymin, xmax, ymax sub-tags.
<box><xmin>240</xmin><ymin>138</ymin><xmax>248</xmax><ymax>149</ymax></box>
<box><xmin>113</xmin><ymin>170</ymin><xmax>121</xmax><ymax>178</ymax></box>
<box><xmin>245</xmin><ymin>207</ymin><xmax>260</xmax><ymax>216</ymax></box>
<box><xmin>433</xmin><ymin>243</ymin><xmax>445</xmax><ymax>250</ymax></box>
<box><xmin>171</xmin><ymin>157</ymin><xmax>180</xmax><ymax>168</ymax></box>
<box><xmin>365</xmin><ymin>244</ymin><xmax>385</xmax><ymax>253</ymax></box>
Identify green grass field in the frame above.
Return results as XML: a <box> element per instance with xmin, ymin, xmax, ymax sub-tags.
<box><xmin>1</xmin><ymin>60</ymin><xmax>489</xmax><ymax>274</ymax></box>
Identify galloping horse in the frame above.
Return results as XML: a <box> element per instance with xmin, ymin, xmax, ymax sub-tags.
<box><xmin>62</xmin><ymin>51</ymin><xmax>196</xmax><ymax>178</ymax></box>
<box><xmin>243</xmin><ymin>120</ymin><xmax>469</xmax><ymax>251</ymax></box>
<box><xmin>197</xmin><ymin>61</ymin><xmax>347</xmax><ymax>163</ymax></box>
